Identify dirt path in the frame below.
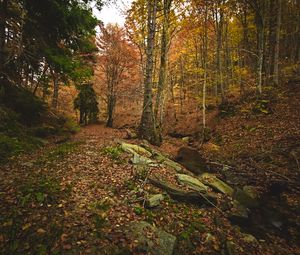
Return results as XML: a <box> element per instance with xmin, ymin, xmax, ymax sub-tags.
<box><xmin>0</xmin><ymin>125</ymin><xmax>139</xmax><ymax>254</ymax></box>
<box><xmin>0</xmin><ymin>124</ymin><xmax>298</xmax><ymax>255</ymax></box>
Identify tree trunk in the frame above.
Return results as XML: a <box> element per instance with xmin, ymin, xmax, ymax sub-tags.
<box><xmin>273</xmin><ymin>0</ymin><xmax>281</xmax><ymax>86</ymax></box>
<box><xmin>51</xmin><ymin>72</ymin><xmax>59</xmax><ymax>109</ymax></box>
<box><xmin>154</xmin><ymin>0</ymin><xmax>172</xmax><ymax>127</ymax></box>
<box><xmin>139</xmin><ymin>0</ymin><xmax>161</xmax><ymax>146</ymax></box>
<box><xmin>0</xmin><ymin>0</ymin><xmax>8</xmax><ymax>86</ymax></box>
<box><xmin>249</xmin><ymin>0</ymin><xmax>267</xmax><ymax>95</ymax></box>
<box><xmin>257</xmin><ymin>23</ymin><xmax>264</xmax><ymax>95</ymax></box>
<box><xmin>202</xmin><ymin>3</ymin><xmax>208</xmax><ymax>130</ymax></box>
<box><xmin>107</xmin><ymin>94</ymin><xmax>116</xmax><ymax>127</ymax></box>
<box><xmin>215</xmin><ymin>1</ymin><xmax>225</xmax><ymax>102</ymax></box>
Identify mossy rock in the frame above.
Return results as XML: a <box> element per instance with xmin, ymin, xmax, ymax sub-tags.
<box><xmin>125</xmin><ymin>221</ymin><xmax>176</xmax><ymax>255</ymax></box>
<box><xmin>200</xmin><ymin>173</ymin><xmax>234</xmax><ymax>196</ymax></box>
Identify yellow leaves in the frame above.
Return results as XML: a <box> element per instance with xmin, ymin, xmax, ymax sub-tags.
<box><xmin>37</xmin><ymin>228</ymin><xmax>46</xmax><ymax>235</ymax></box>
<box><xmin>3</xmin><ymin>220</ymin><xmax>13</xmax><ymax>227</ymax></box>
<box><xmin>22</xmin><ymin>223</ymin><xmax>32</xmax><ymax>231</ymax></box>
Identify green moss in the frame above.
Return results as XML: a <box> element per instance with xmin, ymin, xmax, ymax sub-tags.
<box><xmin>18</xmin><ymin>176</ymin><xmax>61</xmax><ymax>206</ymax></box>
<box><xmin>63</xmin><ymin>118</ymin><xmax>80</xmax><ymax>133</ymax></box>
<box><xmin>102</xmin><ymin>145</ymin><xmax>124</xmax><ymax>161</ymax></box>
<box><xmin>46</xmin><ymin>142</ymin><xmax>81</xmax><ymax>160</ymax></box>
<box><xmin>0</xmin><ymin>134</ymin><xmax>42</xmax><ymax>163</ymax></box>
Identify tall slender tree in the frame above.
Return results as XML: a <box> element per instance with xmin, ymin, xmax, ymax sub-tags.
<box><xmin>139</xmin><ymin>0</ymin><xmax>161</xmax><ymax>145</ymax></box>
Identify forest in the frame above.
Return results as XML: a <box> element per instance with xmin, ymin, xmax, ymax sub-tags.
<box><xmin>0</xmin><ymin>0</ymin><xmax>300</xmax><ymax>254</ymax></box>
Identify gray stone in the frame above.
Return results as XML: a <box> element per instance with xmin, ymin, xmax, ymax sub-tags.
<box><xmin>151</xmin><ymin>149</ymin><xmax>184</xmax><ymax>173</ymax></box>
<box><xmin>121</xmin><ymin>142</ymin><xmax>152</xmax><ymax>157</ymax></box>
<box><xmin>125</xmin><ymin>221</ymin><xmax>177</xmax><ymax>255</ymax></box>
<box><xmin>200</xmin><ymin>173</ymin><xmax>234</xmax><ymax>196</ymax></box>
<box><xmin>176</xmin><ymin>174</ymin><xmax>208</xmax><ymax>192</ymax></box>
<box><xmin>125</xmin><ymin>129</ymin><xmax>138</xmax><ymax>139</ymax></box>
<box><xmin>243</xmin><ymin>186</ymin><xmax>259</xmax><ymax>199</ymax></box>
<box><xmin>228</xmin><ymin>200</ymin><xmax>249</xmax><ymax>223</ymax></box>
<box><xmin>226</xmin><ymin>240</ymin><xmax>239</xmax><ymax>255</ymax></box>
<box><xmin>146</xmin><ymin>194</ymin><xmax>164</xmax><ymax>208</ymax></box>
<box><xmin>132</xmin><ymin>153</ymin><xmax>154</xmax><ymax>165</ymax></box>
<box><xmin>234</xmin><ymin>188</ymin><xmax>259</xmax><ymax>208</ymax></box>
<box><xmin>175</xmin><ymin>146</ymin><xmax>208</xmax><ymax>175</ymax></box>
<box><xmin>241</xmin><ymin>233</ymin><xmax>258</xmax><ymax>244</ymax></box>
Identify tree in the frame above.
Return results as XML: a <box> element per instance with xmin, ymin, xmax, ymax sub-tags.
<box><xmin>97</xmin><ymin>24</ymin><xmax>137</xmax><ymax>127</ymax></box>
<box><xmin>154</xmin><ymin>0</ymin><xmax>173</xmax><ymax>128</ymax></box>
<box><xmin>273</xmin><ymin>0</ymin><xmax>281</xmax><ymax>86</ymax></box>
<box><xmin>0</xmin><ymin>0</ymin><xmax>101</xmax><ymax>108</ymax></box>
<box><xmin>74</xmin><ymin>83</ymin><xmax>99</xmax><ymax>125</ymax></box>
<box><xmin>139</xmin><ymin>0</ymin><xmax>161</xmax><ymax>146</ymax></box>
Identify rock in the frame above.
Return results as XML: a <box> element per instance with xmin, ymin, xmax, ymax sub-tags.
<box><xmin>228</xmin><ymin>200</ymin><xmax>249</xmax><ymax>224</ymax></box>
<box><xmin>163</xmin><ymin>158</ymin><xmax>184</xmax><ymax>173</ymax></box>
<box><xmin>243</xmin><ymin>186</ymin><xmax>259</xmax><ymax>200</ymax></box>
<box><xmin>121</xmin><ymin>142</ymin><xmax>152</xmax><ymax>157</ymax></box>
<box><xmin>146</xmin><ymin>194</ymin><xmax>164</xmax><ymax>208</ymax></box>
<box><xmin>148</xmin><ymin>177</ymin><xmax>218</xmax><ymax>206</ymax></box>
<box><xmin>132</xmin><ymin>153</ymin><xmax>154</xmax><ymax>165</ymax></box>
<box><xmin>241</xmin><ymin>233</ymin><xmax>258</xmax><ymax>244</ymax></box>
<box><xmin>151</xmin><ymin>150</ymin><xmax>184</xmax><ymax>173</ymax></box>
<box><xmin>182</xmin><ymin>137</ymin><xmax>190</xmax><ymax>143</ymax></box>
<box><xmin>125</xmin><ymin>129</ymin><xmax>138</xmax><ymax>139</ymax></box>
<box><xmin>125</xmin><ymin>221</ymin><xmax>176</xmax><ymax>255</ymax></box>
<box><xmin>200</xmin><ymin>173</ymin><xmax>234</xmax><ymax>196</ymax></box>
<box><xmin>226</xmin><ymin>240</ymin><xmax>239</xmax><ymax>255</ymax></box>
<box><xmin>234</xmin><ymin>188</ymin><xmax>259</xmax><ymax>208</ymax></box>
<box><xmin>175</xmin><ymin>146</ymin><xmax>208</xmax><ymax>175</ymax></box>
<box><xmin>176</xmin><ymin>174</ymin><xmax>208</xmax><ymax>192</ymax></box>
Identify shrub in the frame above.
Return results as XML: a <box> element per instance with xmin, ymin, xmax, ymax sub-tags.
<box><xmin>218</xmin><ymin>101</ymin><xmax>237</xmax><ymax>118</ymax></box>
<box><xmin>63</xmin><ymin>118</ymin><xmax>80</xmax><ymax>133</ymax></box>
<box><xmin>1</xmin><ymin>84</ymin><xmax>46</xmax><ymax>125</ymax></box>
<box><xmin>19</xmin><ymin>177</ymin><xmax>61</xmax><ymax>206</ymax></box>
<box><xmin>102</xmin><ymin>146</ymin><xmax>123</xmax><ymax>161</ymax></box>
<box><xmin>252</xmin><ymin>99</ymin><xmax>272</xmax><ymax>115</ymax></box>
<box><xmin>0</xmin><ymin>134</ymin><xmax>42</xmax><ymax>162</ymax></box>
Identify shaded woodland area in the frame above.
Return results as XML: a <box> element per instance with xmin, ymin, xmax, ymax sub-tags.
<box><xmin>0</xmin><ymin>0</ymin><xmax>300</xmax><ymax>254</ymax></box>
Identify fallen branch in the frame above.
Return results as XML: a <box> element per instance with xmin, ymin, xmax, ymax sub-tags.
<box><xmin>249</xmin><ymin>158</ymin><xmax>291</xmax><ymax>181</ymax></box>
<box><xmin>207</xmin><ymin>161</ymin><xmax>235</xmax><ymax>170</ymax></box>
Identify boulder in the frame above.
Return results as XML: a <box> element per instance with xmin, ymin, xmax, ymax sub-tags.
<box><xmin>234</xmin><ymin>188</ymin><xmax>259</xmax><ymax>208</ymax></box>
<box><xmin>175</xmin><ymin>146</ymin><xmax>208</xmax><ymax>175</ymax></box>
<box><xmin>176</xmin><ymin>174</ymin><xmax>208</xmax><ymax>192</ymax></box>
<box><xmin>152</xmin><ymin>150</ymin><xmax>184</xmax><ymax>173</ymax></box>
<box><xmin>226</xmin><ymin>240</ymin><xmax>239</xmax><ymax>255</ymax></box>
<box><xmin>228</xmin><ymin>200</ymin><xmax>249</xmax><ymax>224</ymax></box>
<box><xmin>132</xmin><ymin>153</ymin><xmax>154</xmax><ymax>165</ymax></box>
<box><xmin>243</xmin><ymin>186</ymin><xmax>259</xmax><ymax>200</ymax></box>
<box><xmin>163</xmin><ymin>158</ymin><xmax>184</xmax><ymax>173</ymax></box>
<box><xmin>125</xmin><ymin>129</ymin><xmax>138</xmax><ymax>139</ymax></box>
<box><xmin>200</xmin><ymin>173</ymin><xmax>234</xmax><ymax>196</ymax></box>
<box><xmin>125</xmin><ymin>221</ymin><xmax>177</xmax><ymax>255</ymax></box>
<box><xmin>146</xmin><ymin>194</ymin><xmax>164</xmax><ymax>208</ymax></box>
<box><xmin>148</xmin><ymin>177</ymin><xmax>218</xmax><ymax>206</ymax></box>
<box><xmin>121</xmin><ymin>142</ymin><xmax>152</xmax><ymax>157</ymax></box>
<box><xmin>241</xmin><ymin>233</ymin><xmax>258</xmax><ymax>244</ymax></box>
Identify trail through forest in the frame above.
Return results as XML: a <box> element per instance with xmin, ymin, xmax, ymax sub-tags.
<box><xmin>1</xmin><ymin>122</ymin><xmax>299</xmax><ymax>255</ymax></box>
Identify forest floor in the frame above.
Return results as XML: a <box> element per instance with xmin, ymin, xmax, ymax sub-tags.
<box><xmin>1</xmin><ymin>87</ymin><xmax>300</xmax><ymax>255</ymax></box>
